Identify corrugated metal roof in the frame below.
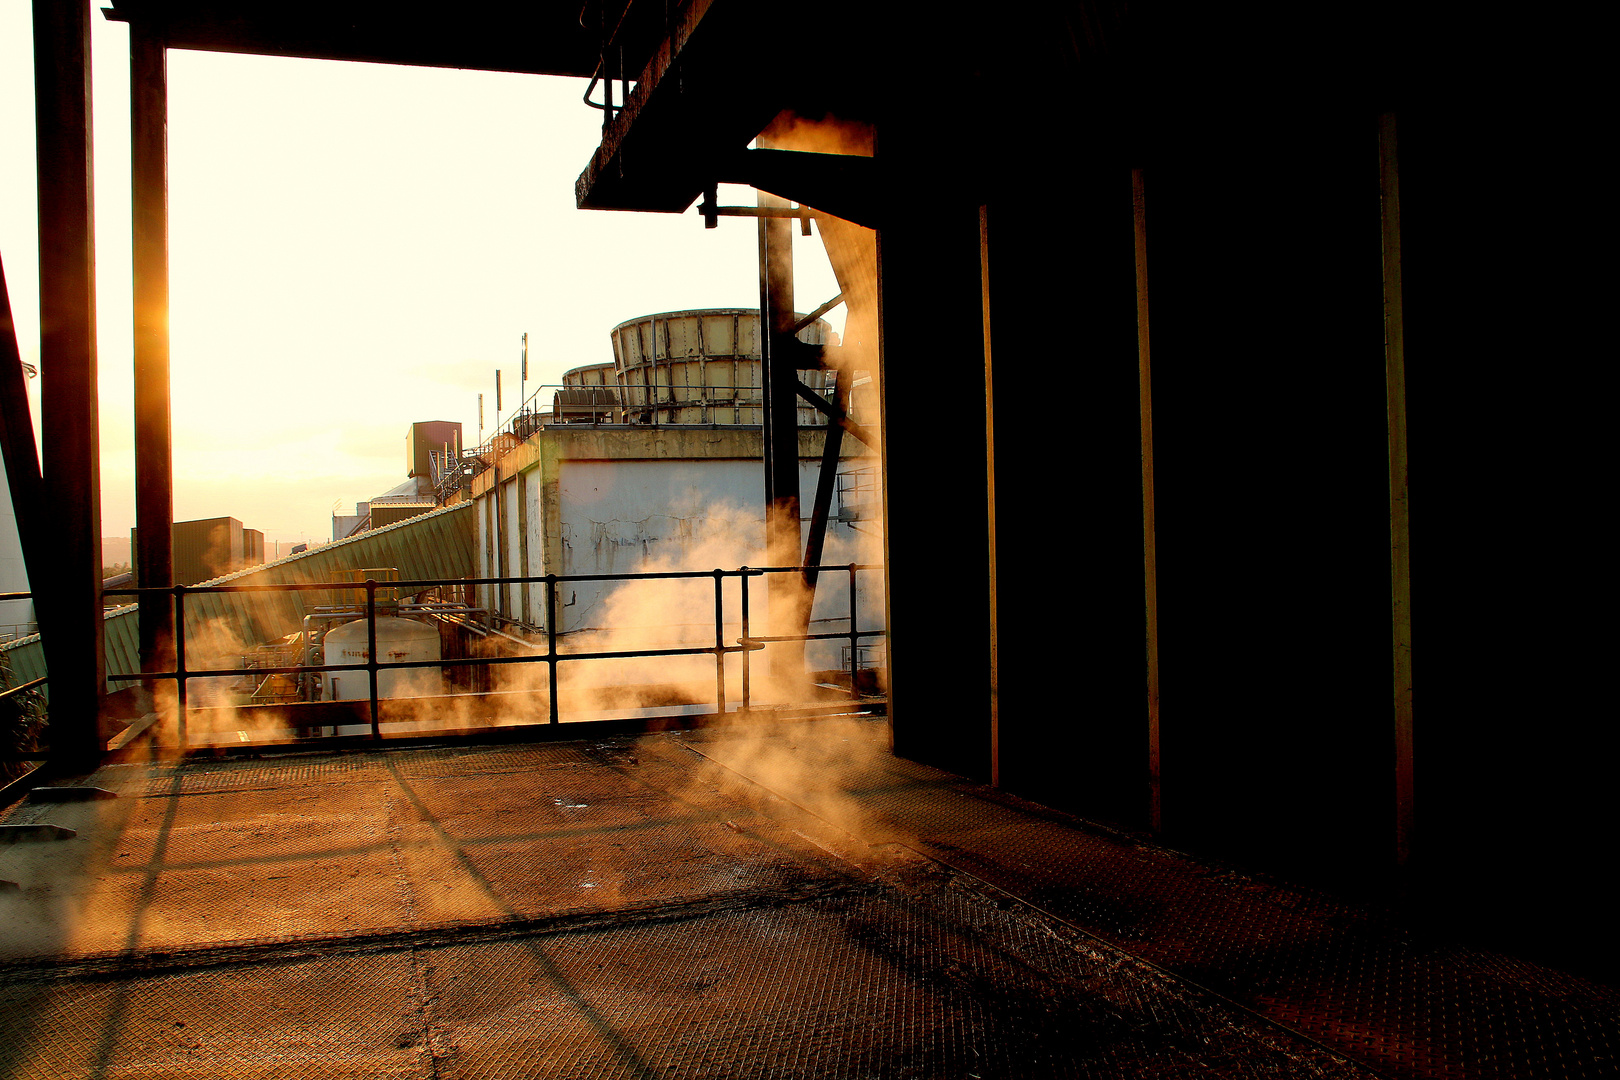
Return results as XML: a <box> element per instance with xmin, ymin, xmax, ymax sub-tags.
<box><xmin>1</xmin><ymin>503</ymin><xmax>475</xmax><ymax>700</ymax></box>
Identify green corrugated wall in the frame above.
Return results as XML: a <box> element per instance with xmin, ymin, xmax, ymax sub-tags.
<box><xmin>0</xmin><ymin>502</ymin><xmax>475</xmax><ymax>698</ymax></box>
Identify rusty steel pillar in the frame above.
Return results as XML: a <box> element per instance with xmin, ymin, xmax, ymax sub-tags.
<box><xmin>757</xmin><ymin>184</ymin><xmax>807</xmax><ymax>684</ymax></box>
<box><xmin>131</xmin><ymin>20</ymin><xmax>176</xmax><ymax>730</ymax></box>
<box><xmin>33</xmin><ymin>0</ymin><xmax>106</xmax><ymax>762</ymax></box>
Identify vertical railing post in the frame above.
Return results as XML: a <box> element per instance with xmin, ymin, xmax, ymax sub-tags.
<box><xmin>366</xmin><ymin>579</ymin><xmax>379</xmax><ymax>739</ymax></box>
<box><xmin>713</xmin><ymin>569</ymin><xmax>726</xmax><ymax>714</ymax></box>
<box><xmin>545</xmin><ymin>574</ymin><xmax>559</xmax><ymax>724</ymax></box>
<box><xmin>847</xmin><ymin>563</ymin><xmax>859</xmax><ymax>699</ymax></box>
<box><xmin>740</xmin><ymin>568</ymin><xmax>752</xmax><ymax>712</ymax></box>
<box><xmin>173</xmin><ymin>584</ymin><xmax>187</xmax><ymax>748</ymax></box>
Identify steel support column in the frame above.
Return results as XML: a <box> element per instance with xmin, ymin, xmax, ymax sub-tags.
<box><xmin>131</xmin><ymin>22</ymin><xmax>176</xmax><ymax>728</ymax></box>
<box><xmin>1133</xmin><ymin>168</ymin><xmax>1161</xmax><ymax>833</ymax></box>
<box><xmin>758</xmin><ymin>185</ymin><xmax>806</xmax><ymax>682</ymax></box>
<box><xmin>33</xmin><ymin>0</ymin><xmax>105</xmax><ymax>762</ymax></box>
<box><xmin>1378</xmin><ymin>113</ymin><xmax>1413</xmax><ymax>869</ymax></box>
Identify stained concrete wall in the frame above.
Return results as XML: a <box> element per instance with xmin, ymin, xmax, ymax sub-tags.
<box><xmin>472</xmin><ymin>425</ymin><xmax>881</xmax><ymax>672</ymax></box>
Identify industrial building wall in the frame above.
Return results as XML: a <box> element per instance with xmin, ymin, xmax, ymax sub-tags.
<box><xmin>503</xmin><ymin>473</ymin><xmax>523</xmax><ymax>619</ymax></box>
<box><xmin>944</xmin><ymin>15</ymin><xmax>1610</xmax><ymax>977</ymax></box>
<box><xmin>470</xmin><ymin>427</ymin><xmax>881</xmax><ymax>671</ymax></box>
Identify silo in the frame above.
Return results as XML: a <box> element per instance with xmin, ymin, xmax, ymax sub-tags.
<box><xmin>608</xmin><ymin>309</ymin><xmax>835</xmax><ymax>425</ymax></box>
<box><xmin>321</xmin><ymin>617</ymin><xmax>442</xmax><ymax>701</ymax></box>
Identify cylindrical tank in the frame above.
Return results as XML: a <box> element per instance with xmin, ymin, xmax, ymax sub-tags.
<box><xmin>607</xmin><ymin>308</ymin><xmax>835</xmax><ymax>426</ymax></box>
<box><xmin>561</xmin><ymin>362</ymin><xmax>616</xmax><ymax>389</ymax></box>
<box><xmin>556</xmin><ymin>362</ymin><xmax>623</xmax><ymax>423</ymax></box>
<box><xmin>321</xmin><ymin>616</ymin><xmax>443</xmax><ymax>701</ymax></box>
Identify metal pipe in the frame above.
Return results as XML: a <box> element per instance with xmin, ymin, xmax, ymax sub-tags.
<box><xmin>0</xmin><ymin>677</ymin><xmax>47</xmax><ymax>703</ymax></box>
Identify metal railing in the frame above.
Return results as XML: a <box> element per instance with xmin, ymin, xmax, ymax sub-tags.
<box><xmin>88</xmin><ymin>563</ymin><xmax>884</xmax><ymax>750</ymax></box>
<box><xmin>0</xmin><ymin>590</ymin><xmax>43</xmax><ymax>705</ymax></box>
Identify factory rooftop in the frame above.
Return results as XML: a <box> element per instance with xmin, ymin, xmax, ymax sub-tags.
<box><xmin>2</xmin><ymin>717</ymin><xmax>1613</xmax><ymax>1079</ymax></box>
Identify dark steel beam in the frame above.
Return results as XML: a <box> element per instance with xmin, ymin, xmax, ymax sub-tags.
<box><xmin>716</xmin><ymin>149</ymin><xmax>879</xmax><ymax>231</ymax></box>
<box><xmin>794</xmin><ymin>380</ymin><xmax>875</xmax><ymax>450</ymax></box>
<box><xmin>800</xmin><ymin>373</ymin><xmax>849</xmax><ymax>595</ymax></box>
<box><xmin>34</xmin><ymin>0</ymin><xmax>106</xmax><ymax>762</ymax></box>
<box><xmin>0</xmin><ymin>258</ymin><xmax>49</xmax><ymax>596</ymax></box>
<box><xmin>101</xmin><ymin>0</ymin><xmax>602</xmax><ymax>77</ymax></box>
<box><xmin>759</xmin><ymin>191</ymin><xmax>798</xmax><ymax>525</ymax></box>
<box><xmin>790</xmin><ymin>292</ymin><xmax>843</xmax><ymax>337</ymax></box>
<box><xmin>576</xmin><ymin>1</ymin><xmax>873</xmax><ymax>215</ymax></box>
<box><xmin>1379</xmin><ymin>112</ymin><xmax>1413</xmax><ymax>870</ymax></box>
<box><xmin>980</xmin><ymin>205</ymin><xmax>999</xmax><ymax>790</ymax></box>
<box><xmin>1133</xmin><ymin>168</ymin><xmax>1161</xmax><ymax>833</ymax></box>
<box><xmin>131</xmin><ymin>23</ymin><xmax>175</xmax><ymax>728</ymax></box>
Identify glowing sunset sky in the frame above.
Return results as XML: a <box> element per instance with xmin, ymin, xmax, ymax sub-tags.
<box><xmin>1</xmin><ymin>2</ymin><xmax>843</xmax><ymax>549</ymax></box>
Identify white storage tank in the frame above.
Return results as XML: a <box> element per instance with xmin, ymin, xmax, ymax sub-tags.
<box><xmin>608</xmin><ymin>308</ymin><xmax>835</xmax><ymax>426</ymax></box>
<box><xmin>321</xmin><ymin>617</ymin><xmax>443</xmax><ymax>701</ymax></box>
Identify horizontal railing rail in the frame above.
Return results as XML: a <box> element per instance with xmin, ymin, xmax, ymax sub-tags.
<box><xmin>84</xmin><ymin>563</ymin><xmax>884</xmax><ymax>750</ymax></box>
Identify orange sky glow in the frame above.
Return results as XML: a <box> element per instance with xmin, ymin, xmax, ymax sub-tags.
<box><xmin>1</xmin><ymin>1</ymin><xmax>844</xmax><ymax>550</ymax></box>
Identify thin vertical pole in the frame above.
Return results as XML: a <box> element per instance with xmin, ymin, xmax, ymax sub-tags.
<box><xmin>1133</xmin><ymin>168</ymin><xmax>1162</xmax><ymax>834</ymax></box>
<box><xmin>173</xmin><ymin>586</ymin><xmax>188</xmax><ymax>747</ymax></box>
<box><xmin>366</xmin><ymin>579</ymin><xmax>380</xmax><ymax>739</ymax></box>
<box><xmin>981</xmin><ymin>204</ymin><xmax>1000</xmax><ymax>787</ymax></box>
<box><xmin>740</xmin><ymin>569</ymin><xmax>752</xmax><ymax>711</ymax></box>
<box><xmin>545</xmin><ymin>575</ymin><xmax>559</xmax><ymax>724</ymax></box>
<box><xmin>847</xmin><ymin>564</ymin><xmax>859</xmax><ymax>700</ymax></box>
<box><xmin>1379</xmin><ymin>113</ymin><xmax>1414</xmax><ymax>869</ymax></box>
<box><xmin>713</xmin><ymin>569</ymin><xmax>726</xmax><ymax>713</ymax></box>
<box><xmin>131</xmin><ymin>24</ymin><xmax>175</xmax><ymax>732</ymax></box>
<box><xmin>34</xmin><ymin>0</ymin><xmax>105</xmax><ymax>763</ymax></box>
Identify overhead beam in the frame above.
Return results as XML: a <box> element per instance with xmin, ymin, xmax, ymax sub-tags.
<box><xmin>576</xmin><ymin>0</ymin><xmax>873</xmax><ymax>215</ymax></box>
<box><xmin>716</xmin><ymin>150</ymin><xmax>879</xmax><ymax>230</ymax></box>
<box><xmin>101</xmin><ymin>0</ymin><xmax>601</xmax><ymax>77</ymax></box>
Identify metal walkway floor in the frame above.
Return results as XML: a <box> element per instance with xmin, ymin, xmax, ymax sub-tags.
<box><xmin>0</xmin><ymin>718</ymin><xmax>1613</xmax><ymax>1078</ymax></box>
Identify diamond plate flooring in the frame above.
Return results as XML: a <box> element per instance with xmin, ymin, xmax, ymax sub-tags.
<box><xmin>0</xmin><ymin>718</ymin><xmax>1611</xmax><ymax>1078</ymax></box>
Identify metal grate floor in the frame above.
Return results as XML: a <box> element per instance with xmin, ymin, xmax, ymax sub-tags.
<box><xmin>0</xmin><ymin>720</ymin><xmax>1612</xmax><ymax>1078</ymax></box>
<box><xmin>678</xmin><ymin>720</ymin><xmax>1620</xmax><ymax>1080</ymax></box>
